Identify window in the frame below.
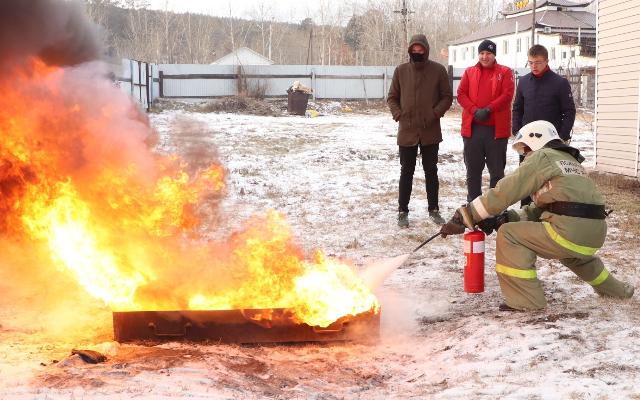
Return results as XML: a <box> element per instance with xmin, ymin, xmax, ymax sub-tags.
<box><xmin>551</xmin><ymin>47</ymin><xmax>556</xmax><ymax>60</ymax></box>
<box><xmin>453</xmin><ymin>49</ymin><xmax>457</xmax><ymax>62</ymax></box>
<box><xmin>503</xmin><ymin>40</ymin><xmax>509</xmax><ymax>54</ymax></box>
<box><xmin>526</xmin><ymin>37</ymin><xmax>530</xmax><ymax>51</ymax></box>
<box><xmin>562</xmin><ymin>51</ymin><xmax>567</xmax><ymax>59</ymax></box>
<box><xmin>516</xmin><ymin>38</ymin><xmax>522</xmax><ymax>53</ymax></box>
<box><xmin>570</xmin><ymin>50</ymin><xmax>576</xmax><ymax>58</ymax></box>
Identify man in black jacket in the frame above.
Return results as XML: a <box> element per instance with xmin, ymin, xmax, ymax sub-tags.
<box><xmin>512</xmin><ymin>44</ymin><xmax>576</xmax><ymax>205</ymax></box>
<box><xmin>512</xmin><ymin>45</ymin><xmax>576</xmax><ymax>140</ymax></box>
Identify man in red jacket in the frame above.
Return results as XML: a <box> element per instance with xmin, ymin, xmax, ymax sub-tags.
<box><xmin>457</xmin><ymin>39</ymin><xmax>515</xmax><ymax>202</ymax></box>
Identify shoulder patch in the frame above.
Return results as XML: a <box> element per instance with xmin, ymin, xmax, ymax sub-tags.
<box><xmin>556</xmin><ymin>160</ymin><xmax>586</xmax><ymax>176</ymax></box>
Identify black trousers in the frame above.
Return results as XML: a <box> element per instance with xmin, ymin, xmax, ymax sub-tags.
<box><xmin>463</xmin><ymin>124</ymin><xmax>508</xmax><ymax>203</ymax></box>
<box><xmin>398</xmin><ymin>143</ymin><xmax>439</xmax><ymax>213</ymax></box>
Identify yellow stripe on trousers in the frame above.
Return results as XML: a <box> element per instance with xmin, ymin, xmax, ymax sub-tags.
<box><xmin>496</xmin><ymin>264</ymin><xmax>537</xmax><ymax>279</ymax></box>
<box><xmin>588</xmin><ymin>268</ymin><xmax>610</xmax><ymax>286</ymax></box>
<box><xmin>542</xmin><ymin>222</ymin><xmax>599</xmax><ymax>256</ymax></box>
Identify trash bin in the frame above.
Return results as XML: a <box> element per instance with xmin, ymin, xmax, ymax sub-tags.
<box><xmin>287</xmin><ymin>89</ymin><xmax>309</xmax><ymax>116</ymax></box>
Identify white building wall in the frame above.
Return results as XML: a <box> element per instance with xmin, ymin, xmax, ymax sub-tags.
<box><xmin>449</xmin><ymin>32</ymin><xmax>595</xmax><ymax>70</ymax></box>
<box><xmin>595</xmin><ymin>0</ymin><xmax>640</xmax><ymax>178</ymax></box>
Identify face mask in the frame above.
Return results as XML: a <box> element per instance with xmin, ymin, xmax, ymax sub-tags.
<box><xmin>409</xmin><ymin>52</ymin><xmax>425</xmax><ymax>62</ymax></box>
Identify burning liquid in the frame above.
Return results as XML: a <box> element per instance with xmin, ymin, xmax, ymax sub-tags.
<box><xmin>0</xmin><ymin>59</ymin><xmax>379</xmax><ymax>328</ymax></box>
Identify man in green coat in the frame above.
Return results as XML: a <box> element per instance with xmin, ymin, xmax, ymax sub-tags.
<box><xmin>441</xmin><ymin>120</ymin><xmax>634</xmax><ymax>310</ymax></box>
<box><xmin>387</xmin><ymin>34</ymin><xmax>453</xmax><ymax>228</ymax></box>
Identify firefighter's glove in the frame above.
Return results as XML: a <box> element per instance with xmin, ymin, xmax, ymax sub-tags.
<box><xmin>476</xmin><ymin>211</ymin><xmax>509</xmax><ymax>236</ymax></box>
<box><xmin>474</xmin><ymin>107</ymin><xmax>491</xmax><ymax>122</ymax></box>
<box><xmin>440</xmin><ymin>205</ymin><xmax>475</xmax><ymax>238</ymax></box>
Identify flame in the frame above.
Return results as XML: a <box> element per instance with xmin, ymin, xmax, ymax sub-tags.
<box><xmin>0</xmin><ymin>58</ymin><xmax>379</xmax><ymax>329</ymax></box>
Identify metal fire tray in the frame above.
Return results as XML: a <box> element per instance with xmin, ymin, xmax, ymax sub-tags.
<box><xmin>112</xmin><ymin>308</ymin><xmax>380</xmax><ymax>344</ymax></box>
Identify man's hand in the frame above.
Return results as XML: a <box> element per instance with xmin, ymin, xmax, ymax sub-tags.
<box><xmin>473</xmin><ymin>107</ymin><xmax>491</xmax><ymax>122</ymax></box>
<box><xmin>476</xmin><ymin>211</ymin><xmax>510</xmax><ymax>235</ymax></box>
<box><xmin>440</xmin><ymin>205</ymin><xmax>475</xmax><ymax>238</ymax></box>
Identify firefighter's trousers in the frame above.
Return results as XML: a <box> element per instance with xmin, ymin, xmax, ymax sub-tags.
<box><xmin>494</xmin><ymin>221</ymin><xmax>632</xmax><ymax>310</ymax></box>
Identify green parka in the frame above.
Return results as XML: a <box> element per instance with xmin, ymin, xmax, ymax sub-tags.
<box><xmin>469</xmin><ymin>145</ymin><xmax>607</xmax><ymax>249</ymax></box>
<box><xmin>387</xmin><ymin>34</ymin><xmax>453</xmax><ymax>146</ymax></box>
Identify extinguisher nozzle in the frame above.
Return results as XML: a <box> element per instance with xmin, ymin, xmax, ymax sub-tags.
<box><xmin>412</xmin><ymin>231</ymin><xmax>442</xmax><ymax>253</ymax></box>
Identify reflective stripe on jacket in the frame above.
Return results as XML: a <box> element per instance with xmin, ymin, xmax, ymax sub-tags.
<box><xmin>469</xmin><ymin>147</ymin><xmax>607</xmax><ymax>249</ymax></box>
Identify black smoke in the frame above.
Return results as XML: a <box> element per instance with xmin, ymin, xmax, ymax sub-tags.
<box><xmin>0</xmin><ymin>0</ymin><xmax>101</xmax><ymax>69</ymax></box>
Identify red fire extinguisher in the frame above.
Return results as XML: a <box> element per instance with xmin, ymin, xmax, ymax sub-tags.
<box><xmin>463</xmin><ymin>230</ymin><xmax>485</xmax><ymax>293</ymax></box>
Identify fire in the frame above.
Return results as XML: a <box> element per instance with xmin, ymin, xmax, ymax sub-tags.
<box><xmin>187</xmin><ymin>212</ymin><xmax>379</xmax><ymax>327</ymax></box>
<box><xmin>0</xmin><ymin>58</ymin><xmax>379</xmax><ymax>329</ymax></box>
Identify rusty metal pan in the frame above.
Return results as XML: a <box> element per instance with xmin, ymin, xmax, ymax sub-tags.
<box><xmin>113</xmin><ymin>308</ymin><xmax>380</xmax><ymax>344</ymax></box>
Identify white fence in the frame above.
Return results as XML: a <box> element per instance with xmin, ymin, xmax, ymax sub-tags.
<box><xmin>110</xmin><ymin>59</ymin><xmax>593</xmax><ymax>110</ymax></box>
<box><xmin>112</xmin><ymin>59</ymin><xmax>154</xmax><ymax>110</ymax></box>
<box><xmin>156</xmin><ymin>64</ymin><xmax>397</xmax><ymax>101</ymax></box>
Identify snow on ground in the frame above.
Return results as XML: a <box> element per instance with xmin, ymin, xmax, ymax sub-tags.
<box><xmin>1</xmin><ymin>110</ymin><xmax>639</xmax><ymax>399</ymax></box>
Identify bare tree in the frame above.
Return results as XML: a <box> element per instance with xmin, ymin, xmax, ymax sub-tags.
<box><xmin>83</xmin><ymin>0</ymin><xmax>505</xmax><ymax>66</ymax></box>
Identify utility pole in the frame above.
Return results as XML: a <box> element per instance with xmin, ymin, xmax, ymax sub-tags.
<box><xmin>394</xmin><ymin>0</ymin><xmax>414</xmax><ymax>51</ymax></box>
<box><xmin>306</xmin><ymin>26</ymin><xmax>313</xmax><ymax>65</ymax></box>
<box><xmin>530</xmin><ymin>0</ymin><xmax>537</xmax><ymax>46</ymax></box>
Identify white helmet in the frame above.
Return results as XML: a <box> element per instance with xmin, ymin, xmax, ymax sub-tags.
<box><xmin>513</xmin><ymin>120</ymin><xmax>560</xmax><ymax>154</ymax></box>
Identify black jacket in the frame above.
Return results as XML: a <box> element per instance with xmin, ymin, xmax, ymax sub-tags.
<box><xmin>512</xmin><ymin>70</ymin><xmax>576</xmax><ymax>140</ymax></box>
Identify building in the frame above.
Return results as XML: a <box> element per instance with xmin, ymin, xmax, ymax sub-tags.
<box><xmin>594</xmin><ymin>0</ymin><xmax>640</xmax><ymax>178</ymax></box>
<box><xmin>211</xmin><ymin>47</ymin><xmax>274</xmax><ymax>66</ymax></box>
<box><xmin>448</xmin><ymin>0</ymin><xmax>595</xmax><ymax>70</ymax></box>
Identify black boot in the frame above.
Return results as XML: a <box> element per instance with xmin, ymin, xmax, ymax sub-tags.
<box><xmin>498</xmin><ymin>303</ymin><xmax>522</xmax><ymax>312</ymax></box>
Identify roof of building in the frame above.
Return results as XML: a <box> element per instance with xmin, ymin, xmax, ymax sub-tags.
<box><xmin>449</xmin><ymin>10</ymin><xmax>595</xmax><ymax>45</ymax></box>
<box><xmin>503</xmin><ymin>0</ymin><xmax>593</xmax><ymax>16</ymax></box>
<box><xmin>211</xmin><ymin>47</ymin><xmax>274</xmax><ymax>65</ymax></box>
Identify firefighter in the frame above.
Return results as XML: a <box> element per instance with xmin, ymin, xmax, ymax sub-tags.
<box><xmin>440</xmin><ymin>120</ymin><xmax>634</xmax><ymax>310</ymax></box>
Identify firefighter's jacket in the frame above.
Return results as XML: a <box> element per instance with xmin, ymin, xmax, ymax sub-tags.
<box><xmin>469</xmin><ymin>147</ymin><xmax>606</xmax><ymax>254</ymax></box>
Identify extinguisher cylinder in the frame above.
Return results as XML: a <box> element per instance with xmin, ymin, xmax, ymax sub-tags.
<box><xmin>463</xmin><ymin>230</ymin><xmax>485</xmax><ymax>293</ymax></box>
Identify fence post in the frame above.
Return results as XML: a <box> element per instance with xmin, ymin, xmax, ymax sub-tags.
<box><xmin>129</xmin><ymin>59</ymin><xmax>135</xmax><ymax>97</ymax></box>
<box><xmin>145</xmin><ymin>62</ymin><xmax>151</xmax><ymax>111</ymax></box>
<box><xmin>159</xmin><ymin>70</ymin><xmax>164</xmax><ymax>98</ymax></box>
<box><xmin>361</xmin><ymin>74</ymin><xmax>368</xmax><ymax>104</ymax></box>
<box><xmin>311</xmin><ymin>69</ymin><xmax>316</xmax><ymax>100</ymax></box>
<box><xmin>383</xmin><ymin>71</ymin><xmax>387</xmax><ymax>101</ymax></box>
<box><xmin>138</xmin><ymin>60</ymin><xmax>143</xmax><ymax>107</ymax></box>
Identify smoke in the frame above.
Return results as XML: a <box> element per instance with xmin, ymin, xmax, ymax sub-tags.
<box><xmin>0</xmin><ymin>0</ymin><xmax>141</xmax><ymax>340</ymax></box>
<box><xmin>0</xmin><ymin>0</ymin><xmax>101</xmax><ymax>70</ymax></box>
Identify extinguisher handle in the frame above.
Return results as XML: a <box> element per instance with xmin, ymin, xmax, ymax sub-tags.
<box><xmin>412</xmin><ymin>231</ymin><xmax>442</xmax><ymax>253</ymax></box>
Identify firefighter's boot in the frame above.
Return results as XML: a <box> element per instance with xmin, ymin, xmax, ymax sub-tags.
<box><xmin>594</xmin><ymin>274</ymin><xmax>635</xmax><ymax>299</ymax></box>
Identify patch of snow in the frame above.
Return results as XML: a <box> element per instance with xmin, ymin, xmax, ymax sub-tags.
<box><xmin>2</xmin><ymin>110</ymin><xmax>638</xmax><ymax>399</ymax></box>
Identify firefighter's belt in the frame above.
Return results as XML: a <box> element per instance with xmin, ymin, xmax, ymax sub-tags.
<box><xmin>545</xmin><ymin>202</ymin><xmax>607</xmax><ymax>219</ymax></box>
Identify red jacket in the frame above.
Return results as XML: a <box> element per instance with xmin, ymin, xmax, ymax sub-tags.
<box><xmin>458</xmin><ymin>61</ymin><xmax>515</xmax><ymax>138</ymax></box>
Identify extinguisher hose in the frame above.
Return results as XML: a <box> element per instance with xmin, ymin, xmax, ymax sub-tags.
<box><xmin>412</xmin><ymin>231</ymin><xmax>442</xmax><ymax>253</ymax></box>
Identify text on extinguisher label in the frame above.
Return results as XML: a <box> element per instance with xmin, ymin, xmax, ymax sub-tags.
<box><xmin>464</xmin><ymin>240</ymin><xmax>485</xmax><ymax>254</ymax></box>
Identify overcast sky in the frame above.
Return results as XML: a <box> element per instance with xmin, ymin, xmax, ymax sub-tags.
<box><xmin>146</xmin><ymin>0</ymin><xmax>366</xmax><ymax>24</ymax></box>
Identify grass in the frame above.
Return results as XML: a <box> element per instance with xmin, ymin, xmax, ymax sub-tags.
<box><xmin>589</xmin><ymin>171</ymin><xmax>640</xmax><ymax>236</ymax></box>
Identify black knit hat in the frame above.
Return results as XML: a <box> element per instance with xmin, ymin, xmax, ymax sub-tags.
<box><xmin>478</xmin><ymin>39</ymin><xmax>497</xmax><ymax>55</ymax></box>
